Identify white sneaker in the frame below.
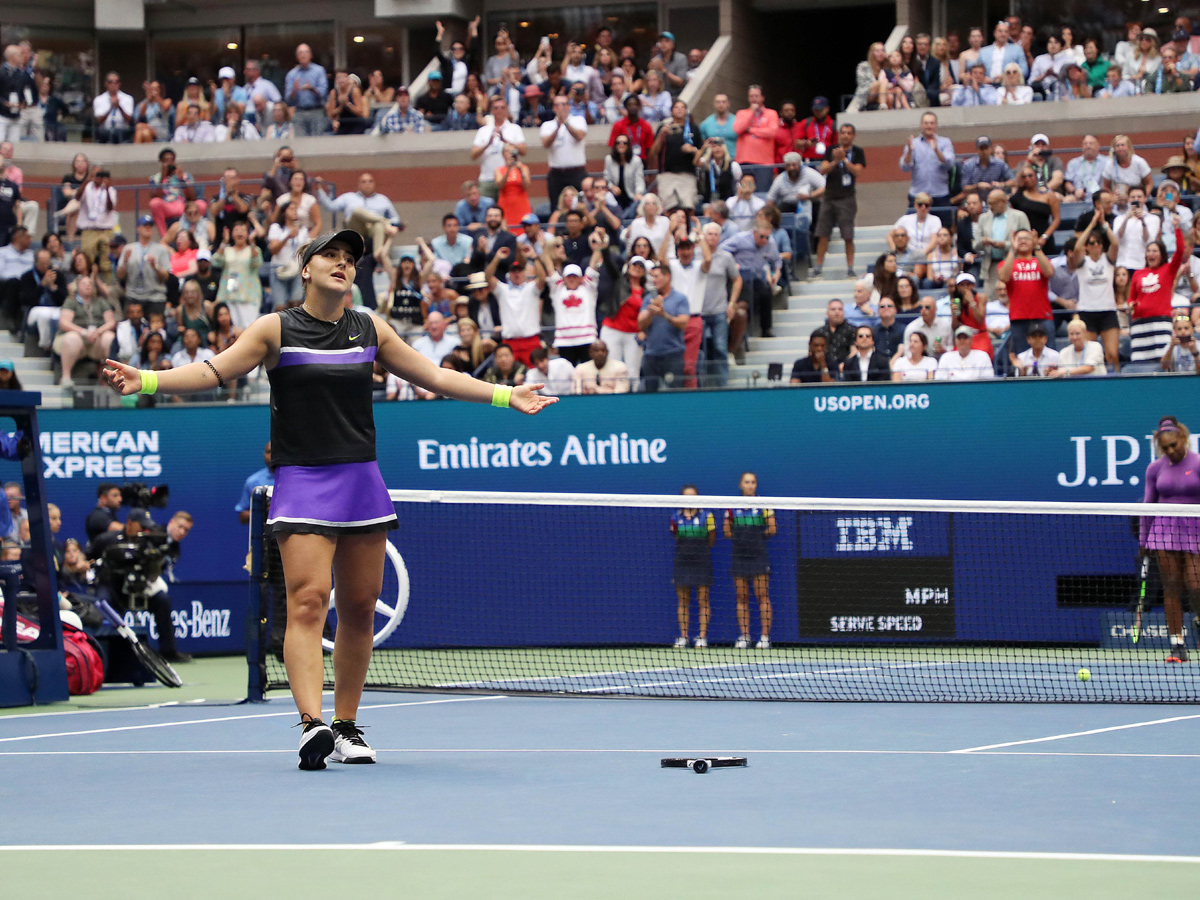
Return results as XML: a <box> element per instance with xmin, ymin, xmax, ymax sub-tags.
<box><xmin>673</xmin><ymin>636</ymin><xmax>688</xmax><ymax>649</ymax></box>
<box><xmin>694</xmin><ymin>637</ymin><xmax>708</xmax><ymax>649</ymax></box>
<box><xmin>59</xmin><ymin>377</ymin><xmax>74</xmax><ymax>388</ymax></box>
<box><xmin>756</xmin><ymin>637</ymin><xmax>772</xmax><ymax>650</ymax></box>
<box><xmin>330</xmin><ymin>719</ymin><xmax>376</xmax><ymax>764</ymax></box>
<box><xmin>297</xmin><ymin>719</ymin><xmax>334</xmax><ymax>770</ymax></box>
<box><xmin>734</xmin><ymin>636</ymin><xmax>750</xmax><ymax>649</ymax></box>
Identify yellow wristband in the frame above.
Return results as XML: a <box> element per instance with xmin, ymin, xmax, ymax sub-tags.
<box><xmin>138</xmin><ymin>370</ymin><xmax>158</xmax><ymax>395</ymax></box>
<box><xmin>491</xmin><ymin>385</ymin><xmax>512</xmax><ymax>409</ymax></box>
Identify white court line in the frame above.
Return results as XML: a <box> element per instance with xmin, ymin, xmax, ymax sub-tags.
<box><xmin>2</xmin><ymin>843</ymin><xmax>1200</xmax><ymax>863</ymax></box>
<box><xmin>0</xmin><ymin>689</ymin><xmax>354</xmax><ymax>721</ymax></box>
<box><xmin>952</xmin><ymin>713</ymin><xmax>1200</xmax><ymax>753</ymax></box>
<box><xmin>1</xmin><ymin>748</ymin><xmax>1198</xmax><ymax>759</ymax></box>
<box><xmin>0</xmin><ymin>695</ymin><xmax>504</xmax><ymax>745</ymax></box>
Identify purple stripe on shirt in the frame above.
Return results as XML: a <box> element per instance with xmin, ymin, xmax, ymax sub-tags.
<box><xmin>275</xmin><ymin>347</ymin><xmax>377</xmax><ymax>368</ymax></box>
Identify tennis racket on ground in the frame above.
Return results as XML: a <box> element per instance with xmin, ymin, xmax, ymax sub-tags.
<box><xmin>94</xmin><ymin>597</ymin><xmax>182</xmax><ymax>688</ymax></box>
<box><xmin>1132</xmin><ymin>553</ymin><xmax>1150</xmax><ymax>645</ymax></box>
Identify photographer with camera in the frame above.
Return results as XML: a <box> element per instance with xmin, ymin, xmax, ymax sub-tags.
<box><xmin>1162</xmin><ymin>313</ymin><xmax>1200</xmax><ymax>373</ymax></box>
<box><xmin>1024</xmin><ymin>134</ymin><xmax>1064</xmax><ymax>194</ymax></box>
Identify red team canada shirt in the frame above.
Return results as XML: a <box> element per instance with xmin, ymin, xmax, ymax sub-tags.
<box><xmin>1004</xmin><ymin>256</ymin><xmax>1051</xmax><ymax>321</ymax></box>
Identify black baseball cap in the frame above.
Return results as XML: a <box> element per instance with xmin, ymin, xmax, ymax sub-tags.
<box><xmin>127</xmin><ymin>508</ymin><xmax>155</xmax><ymax>528</ymax></box>
<box><xmin>300</xmin><ymin>230</ymin><xmax>365</xmax><ymax>268</ymax></box>
<box><xmin>1027</xmin><ymin>322</ymin><xmax>1049</xmax><ymax>337</ymax></box>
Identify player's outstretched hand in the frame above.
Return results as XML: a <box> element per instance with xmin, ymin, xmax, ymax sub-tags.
<box><xmin>101</xmin><ymin>358</ymin><xmax>142</xmax><ymax>396</ymax></box>
<box><xmin>510</xmin><ymin>384</ymin><xmax>558</xmax><ymax>415</ymax></box>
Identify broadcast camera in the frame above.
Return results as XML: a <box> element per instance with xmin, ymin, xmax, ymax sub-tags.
<box><xmin>95</xmin><ymin>483</ymin><xmax>178</xmax><ymax>608</ymax></box>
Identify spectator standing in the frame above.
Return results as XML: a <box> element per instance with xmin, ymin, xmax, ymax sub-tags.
<box><xmin>720</xmin><ymin>225</ymin><xmax>780</xmax><ymax>340</ymax></box>
<box><xmin>979</xmin><ymin>21</ymin><xmax>1028</xmax><ymax>81</ymax></box>
<box><xmin>937</xmin><ymin>325</ymin><xmax>995</xmax><ymax>379</ymax></box>
<box><xmin>486</xmin><ymin>245</ymin><xmax>546</xmax><ymax>367</ymax></box>
<box><xmin>76</xmin><ymin>169</ymin><xmax>117</xmax><ymax>281</ymax></box>
<box><xmin>237</xmin><ymin>60</ymin><xmax>283</xmax><ymax>121</ymax></box>
<box><xmin>471</xmin><ymin>96</ymin><xmax>526</xmax><ymax>201</ymax></box>
<box><xmin>699</xmin><ymin>93</ymin><xmax>737</xmax><ymax>148</ymax></box>
<box><xmin>572</xmin><ymin>339</ymin><xmax>630</xmax><ymax>393</ymax></box>
<box><xmin>211</xmin><ymin>220</ymin><xmax>263</xmax><ymax>330</ymax></box>
<box><xmin>976</xmin><ymin>189</ymin><xmax>1030</xmax><ymax>299</ymax></box>
<box><xmin>117</xmin><ymin>216</ymin><xmax>171</xmax><ymax>314</ymax></box>
<box><xmin>651</xmin><ymin>99</ymin><xmax>701</xmax><ymax>213</ymax></box>
<box><xmin>1113</xmin><ymin>187</ymin><xmax>1160</xmax><ymax>271</ymax></box>
<box><xmin>813</xmin><ymin>123</ymin><xmax>865</xmax><ymax>280</ymax></box>
<box><xmin>795</xmin><ymin>97</ymin><xmax>835</xmax><ymax>163</ymax></box>
<box><xmin>638</xmin><ymin>70</ymin><xmax>672</xmax><ymax>125</ymax></box>
<box><xmin>285</xmin><ymin>44</ymin><xmax>329</xmax><ymax>136</ymax></box>
<box><xmin>599</xmin><ymin>254</ymin><xmax>648</xmax><ymax>380</ymax></box>
<box><xmin>235</xmin><ymin>443</ymin><xmax>275</xmax><ymax>526</ymax></box>
<box><xmin>541</xmin><ymin>95</ymin><xmax>588</xmax><ymax>210</ymax></box>
<box><xmin>773</xmin><ymin>101</ymin><xmax>803</xmax><ymax>164</ymax></box>
<box><xmin>732</xmin><ymin>86</ymin><xmax>779</xmax><ymax>189</ymax></box>
<box><xmin>0</xmin><ymin>163</ymin><xmax>19</xmax><ymax>247</ymax></box>
<box><xmin>695</xmin><ymin>223</ymin><xmax>741</xmax><ymax>387</ymax></box>
<box><xmin>548</xmin><ymin>240</ymin><xmax>604</xmax><ymax>365</ymax></box>
<box><xmin>608</xmin><ymin>95</ymin><xmax>655</xmax><ymax>161</ymax></box>
<box><xmin>92</xmin><ymin>72</ymin><xmax>134</xmax><ymax>144</ymax></box>
<box><xmin>1129</xmin><ymin>219</ymin><xmax>1186</xmax><ymax>363</ymax></box>
<box><xmin>266</xmin><ymin>204</ymin><xmax>309</xmax><ymax>308</ymax></box>
<box><xmin>911</xmin><ymin>34</ymin><xmax>943</xmax><ymax>105</ymax></box>
<box><xmin>899</xmin><ymin>113</ymin><xmax>955</xmax><ymax>226</ymax></box>
<box><xmin>637</xmin><ymin>262</ymin><xmax>690</xmax><ymax>391</ymax></box>
<box><xmin>649</xmin><ymin>31</ymin><xmax>689</xmax><ymax>96</ymax></box>
<box><xmin>695</xmin><ymin>138</ymin><xmax>741</xmax><ymax>213</ymax></box>
<box><xmin>998</xmin><ymin>230</ymin><xmax>1054</xmax><ymax>357</ymax></box>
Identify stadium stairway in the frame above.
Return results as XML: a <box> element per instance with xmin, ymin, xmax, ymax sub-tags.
<box><xmin>735</xmin><ymin>224</ymin><xmax>892</xmax><ymax>381</ymax></box>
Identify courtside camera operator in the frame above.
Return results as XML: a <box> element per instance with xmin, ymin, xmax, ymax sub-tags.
<box><xmin>88</xmin><ymin>508</ymin><xmax>192</xmax><ymax>664</ymax></box>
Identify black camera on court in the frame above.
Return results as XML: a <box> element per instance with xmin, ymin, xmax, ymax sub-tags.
<box><xmin>98</xmin><ymin>530</ymin><xmax>179</xmax><ymax>608</ymax></box>
<box><xmin>120</xmin><ymin>481</ymin><xmax>169</xmax><ymax>509</ymax></box>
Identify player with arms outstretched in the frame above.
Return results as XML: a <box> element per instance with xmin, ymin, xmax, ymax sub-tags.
<box><xmin>102</xmin><ymin>230</ymin><xmax>557</xmax><ymax>769</ymax></box>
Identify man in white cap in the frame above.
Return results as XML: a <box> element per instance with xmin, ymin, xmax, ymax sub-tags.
<box><xmin>548</xmin><ymin>235</ymin><xmax>604</xmax><ymax>366</ymax></box>
<box><xmin>937</xmin><ymin>325</ymin><xmax>995</xmax><ymax>379</ymax></box>
<box><xmin>1025</xmin><ymin>134</ymin><xmax>1064</xmax><ymax>193</ymax></box>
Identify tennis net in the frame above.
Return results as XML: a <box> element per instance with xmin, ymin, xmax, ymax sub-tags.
<box><xmin>246</xmin><ymin>488</ymin><xmax>1200</xmax><ymax>703</ymax></box>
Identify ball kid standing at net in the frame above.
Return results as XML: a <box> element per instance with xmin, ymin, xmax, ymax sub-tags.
<box><xmin>724</xmin><ymin>472</ymin><xmax>775</xmax><ymax>650</ymax></box>
<box><xmin>671</xmin><ymin>485</ymin><xmax>715</xmax><ymax>649</ymax></box>
<box><xmin>1140</xmin><ymin>415</ymin><xmax>1200</xmax><ymax>664</ymax></box>
<box><xmin>100</xmin><ymin>230</ymin><xmax>557</xmax><ymax>770</ymax></box>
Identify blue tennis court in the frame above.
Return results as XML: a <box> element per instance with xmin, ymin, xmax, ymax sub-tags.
<box><xmin>2</xmin><ymin>675</ymin><xmax>1198</xmax><ymax>899</ymax></box>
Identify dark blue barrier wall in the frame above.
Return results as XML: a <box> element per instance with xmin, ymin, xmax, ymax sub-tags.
<box><xmin>27</xmin><ymin>378</ymin><xmax>1199</xmax><ymax>651</ymax></box>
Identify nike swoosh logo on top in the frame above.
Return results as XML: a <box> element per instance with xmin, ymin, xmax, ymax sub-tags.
<box><xmin>349</xmin><ymin>333</ymin><xmax>361</xmax><ymax>341</ymax></box>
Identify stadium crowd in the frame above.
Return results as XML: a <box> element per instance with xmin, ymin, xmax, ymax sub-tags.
<box><xmin>0</xmin><ymin>14</ymin><xmax>1197</xmax><ymax>397</ymax></box>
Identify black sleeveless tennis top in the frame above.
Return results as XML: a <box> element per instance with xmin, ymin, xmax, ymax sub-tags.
<box><xmin>267</xmin><ymin>306</ymin><xmax>379</xmax><ymax>467</ymax></box>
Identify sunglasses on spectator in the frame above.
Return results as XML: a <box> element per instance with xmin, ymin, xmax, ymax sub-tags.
<box><xmin>915</xmin><ymin>202</ymin><xmax>930</xmax><ymax>207</ymax></box>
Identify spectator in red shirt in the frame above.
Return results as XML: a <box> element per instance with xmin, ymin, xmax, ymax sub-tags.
<box><xmin>997</xmin><ymin>228</ymin><xmax>1054</xmax><ymax>358</ymax></box>
<box><xmin>608</xmin><ymin>96</ymin><xmax>654</xmax><ymax>161</ymax></box>
<box><xmin>1129</xmin><ymin>217</ymin><xmax>1186</xmax><ymax>364</ymax></box>
<box><xmin>796</xmin><ymin>97</ymin><xmax>836</xmax><ymax>163</ymax></box>
<box><xmin>774</xmin><ymin>100</ymin><xmax>803</xmax><ymax>164</ymax></box>
<box><xmin>733</xmin><ymin>85</ymin><xmax>780</xmax><ymax>189</ymax></box>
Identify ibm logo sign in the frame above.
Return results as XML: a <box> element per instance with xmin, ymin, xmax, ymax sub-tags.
<box><xmin>835</xmin><ymin>517</ymin><xmax>915</xmax><ymax>553</ymax></box>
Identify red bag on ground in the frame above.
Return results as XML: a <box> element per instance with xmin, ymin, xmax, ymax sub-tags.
<box><xmin>62</xmin><ymin>623</ymin><xmax>104</xmax><ymax>696</ymax></box>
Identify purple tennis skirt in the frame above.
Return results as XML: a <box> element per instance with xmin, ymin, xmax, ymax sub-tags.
<box><xmin>1144</xmin><ymin>515</ymin><xmax>1200</xmax><ymax>553</ymax></box>
<box><xmin>266</xmin><ymin>461</ymin><xmax>398</xmax><ymax>536</ymax></box>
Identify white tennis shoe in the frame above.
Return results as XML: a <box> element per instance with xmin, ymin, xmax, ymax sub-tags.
<box><xmin>330</xmin><ymin>719</ymin><xmax>377</xmax><ymax>764</ymax></box>
<box><xmin>756</xmin><ymin>637</ymin><xmax>771</xmax><ymax>650</ymax></box>
<box><xmin>694</xmin><ymin>637</ymin><xmax>708</xmax><ymax>649</ymax></box>
<box><xmin>673</xmin><ymin>636</ymin><xmax>689</xmax><ymax>648</ymax></box>
<box><xmin>734</xmin><ymin>636</ymin><xmax>750</xmax><ymax>649</ymax></box>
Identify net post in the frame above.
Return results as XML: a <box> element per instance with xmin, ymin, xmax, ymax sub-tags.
<box><xmin>244</xmin><ymin>486</ymin><xmax>269</xmax><ymax>703</ymax></box>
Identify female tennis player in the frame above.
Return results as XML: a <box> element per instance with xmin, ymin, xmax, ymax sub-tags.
<box><xmin>724</xmin><ymin>472</ymin><xmax>775</xmax><ymax>650</ymax></box>
<box><xmin>671</xmin><ymin>485</ymin><xmax>715</xmax><ymax>649</ymax></box>
<box><xmin>102</xmin><ymin>230</ymin><xmax>556</xmax><ymax>769</ymax></box>
<box><xmin>1141</xmin><ymin>415</ymin><xmax>1200</xmax><ymax>663</ymax></box>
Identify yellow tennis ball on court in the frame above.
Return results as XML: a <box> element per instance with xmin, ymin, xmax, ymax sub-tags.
<box><xmin>1077</xmin><ymin>668</ymin><xmax>1091</xmax><ymax>682</ymax></box>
